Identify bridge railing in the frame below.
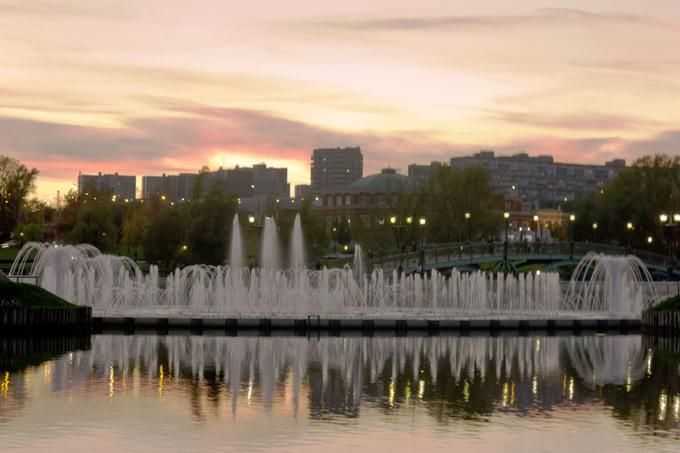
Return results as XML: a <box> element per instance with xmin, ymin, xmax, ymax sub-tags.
<box><xmin>367</xmin><ymin>241</ymin><xmax>678</xmax><ymax>273</ymax></box>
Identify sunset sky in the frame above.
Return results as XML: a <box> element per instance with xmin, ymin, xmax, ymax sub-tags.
<box><xmin>1</xmin><ymin>0</ymin><xmax>680</xmax><ymax>200</ymax></box>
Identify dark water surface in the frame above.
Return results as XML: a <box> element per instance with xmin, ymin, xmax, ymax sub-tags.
<box><xmin>1</xmin><ymin>332</ymin><xmax>679</xmax><ymax>452</ymax></box>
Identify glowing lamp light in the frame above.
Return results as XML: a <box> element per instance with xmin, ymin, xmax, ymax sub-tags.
<box><xmin>419</xmin><ymin>217</ymin><xmax>427</xmax><ymax>226</ymax></box>
<box><xmin>503</xmin><ymin>212</ymin><xmax>510</xmax><ymax>219</ymax></box>
<box><xmin>389</xmin><ymin>216</ymin><xmax>397</xmax><ymax>225</ymax></box>
<box><xmin>248</xmin><ymin>215</ymin><xmax>255</xmax><ymax>224</ymax></box>
<box><xmin>660</xmin><ymin>213</ymin><xmax>669</xmax><ymax>223</ymax></box>
<box><xmin>406</xmin><ymin>216</ymin><xmax>413</xmax><ymax>224</ymax></box>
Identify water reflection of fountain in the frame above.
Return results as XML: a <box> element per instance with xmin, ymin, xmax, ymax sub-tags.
<box><xmin>53</xmin><ymin>334</ymin><xmax>655</xmax><ymax>418</ymax></box>
<box><xmin>9</xmin><ymin>216</ymin><xmax>657</xmax><ymax>318</ymax></box>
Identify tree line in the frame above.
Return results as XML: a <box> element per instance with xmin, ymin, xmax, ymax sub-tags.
<box><xmin>3</xmin><ymin>152</ymin><xmax>680</xmax><ymax>266</ymax></box>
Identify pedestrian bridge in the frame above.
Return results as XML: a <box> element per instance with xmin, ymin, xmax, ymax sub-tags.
<box><xmin>367</xmin><ymin>241</ymin><xmax>680</xmax><ymax>278</ymax></box>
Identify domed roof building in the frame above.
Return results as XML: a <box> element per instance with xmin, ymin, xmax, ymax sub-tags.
<box><xmin>313</xmin><ymin>168</ymin><xmax>419</xmax><ymax>223</ymax></box>
<box><xmin>345</xmin><ymin>168</ymin><xmax>416</xmax><ymax>193</ymax></box>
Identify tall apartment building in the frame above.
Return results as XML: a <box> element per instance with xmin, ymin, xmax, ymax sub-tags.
<box><xmin>451</xmin><ymin>151</ymin><xmax>625</xmax><ymax>208</ymax></box>
<box><xmin>407</xmin><ymin>161</ymin><xmax>442</xmax><ymax>188</ymax></box>
<box><xmin>310</xmin><ymin>147</ymin><xmax>363</xmax><ymax>192</ymax></box>
<box><xmin>78</xmin><ymin>172</ymin><xmax>136</xmax><ymax>200</ymax></box>
<box><xmin>141</xmin><ymin>173</ymin><xmax>196</xmax><ymax>201</ymax></box>
<box><xmin>143</xmin><ymin>164</ymin><xmax>289</xmax><ymax>200</ymax></box>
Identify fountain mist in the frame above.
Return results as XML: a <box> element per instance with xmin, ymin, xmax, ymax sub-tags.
<box><xmin>229</xmin><ymin>214</ymin><xmax>244</xmax><ymax>270</ymax></box>
<box><xmin>289</xmin><ymin>214</ymin><xmax>305</xmax><ymax>270</ymax></box>
<box><xmin>260</xmin><ymin>217</ymin><xmax>280</xmax><ymax>271</ymax></box>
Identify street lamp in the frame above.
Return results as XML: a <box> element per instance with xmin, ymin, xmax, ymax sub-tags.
<box><xmin>503</xmin><ymin>212</ymin><xmax>510</xmax><ymax>269</ymax></box>
<box><xmin>568</xmin><ymin>214</ymin><xmax>576</xmax><ymax>259</ymax></box>
<box><xmin>416</xmin><ymin>217</ymin><xmax>427</xmax><ymax>271</ymax></box>
<box><xmin>533</xmin><ymin>214</ymin><xmax>539</xmax><ymax>241</ymax></box>
<box><xmin>659</xmin><ymin>212</ymin><xmax>680</xmax><ymax>278</ymax></box>
<box><xmin>626</xmin><ymin>221</ymin><xmax>634</xmax><ymax>250</ymax></box>
<box><xmin>464</xmin><ymin>212</ymin><xmax>471</xmax><ymax>242</ymax></box>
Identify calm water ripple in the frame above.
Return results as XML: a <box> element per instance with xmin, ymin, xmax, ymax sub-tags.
<box><xmin>0</xmin><ymin>333</ymin><xmax>679</xmax><ymax>452</ymax></box>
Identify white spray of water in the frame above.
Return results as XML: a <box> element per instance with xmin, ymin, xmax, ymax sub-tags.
<box><xmin>260</xmin><ymin>217</ymin><xmax>280</xmax><ymax>271</ymax></box>
<box><xmin>289</xmin><ymin>214</ymin><xmax>305</xmax><ymax>270</ymax></box>
<box><xmin>229</xmin><ymin>214</ymin><xmax>244</xmax><ymax>270</ymax></box>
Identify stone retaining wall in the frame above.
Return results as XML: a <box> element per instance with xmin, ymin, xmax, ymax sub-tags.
<box><xmin>0</xmin><ymin>307</ymin><xmax>91</xmax><ymax>329</ymax></box>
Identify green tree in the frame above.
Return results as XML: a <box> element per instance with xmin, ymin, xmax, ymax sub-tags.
<box><xmin>422</xmin><ymin>165</ymin><xmax>500</xmax><ymax>243</ymax></box>
<box><xmin>13</xmin><ymin>223</ymin><xmax>43</xmax><ymax>244</ymax></box>
<box><xmin>572</xmin><ymin>154</ymin><xmax>680</xmax><ymax>251</ymax></box>
<box><xmin>143</xmin><ymin>207</ymin><xmax>184</xmax><ymax>268</ymax></box>
<box><xmin>185</xmin><ymin>182</ymin><xmax>237</xmax><ymax>265</ymax></box>
<box><xmin>299</xmin><ymin>200</ymin><xmax>328</xmax><ymax>257</ymax></box>
<box><xmin>122</xmin><ymin>203</ymin><xmax>150</xmax><ymax>258</ymax></box>
<box><xmin>66</xmin><ymin>198</ymin><xmax>117</xmax><ymax>251</ymax></box>
<box><xmin>0</xmin><ymin>156</ymin><xmax>39</xmax><ymax>241</ymax></box>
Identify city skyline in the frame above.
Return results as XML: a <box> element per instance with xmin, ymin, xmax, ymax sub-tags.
<box><xmin>1</xmin><ymin>1</ymin><xmax>680</xmax><ymax>201</ymax></box>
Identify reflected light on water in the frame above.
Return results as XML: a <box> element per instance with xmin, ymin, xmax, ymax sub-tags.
<box><xmin>0</xmin><ymin>333</ymin><xmax>679</xmax><ymax>452</ymax></box>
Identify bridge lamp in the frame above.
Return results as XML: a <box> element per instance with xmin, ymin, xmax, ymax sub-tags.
<box><xmin>419</xmin><ymin>217</ymin><xmax>427</xmax><ymax>226</ymax></box>
<box><xmin>248</xmin><ymin>215</ymin><xmax>256</xmax><ymax>224</ymax></box>
<box><xmin>660</xmin><ymin>213</ymin><xmax>669</xmax><ymax>223</ymax></box>
<box><xmin>389</xmin><ymin>216</ymin><xmax>397</xmax><ymax>225</ymax></box>
<box><xmin>406</xmin><ymin>216</ymin><xmax>413</xmax><ymax>224</ymax></box>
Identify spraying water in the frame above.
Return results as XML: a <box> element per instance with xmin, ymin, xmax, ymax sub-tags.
<box><xmin>563</xmin><ymin>252</ymin><xmax>657</xmax><ymax>317</ymax></box>
<box><xmin>229</xmin><ymin>214</ymin><xmax>244</xmax><ymax>270</ymax></box>
<box><xmin>8</xmin><ymin>242</ymin><xmax>659</xmax><ymax>320</ymax></box>
<box><xmin>289</xmin><ymin>214</ymin><xmax>305</xmax><ymax>270</ymax></box>
<box><xmin>260</xmin><ymin>217</ymin><xmax>280</xmax><ymax>271</ymax></box>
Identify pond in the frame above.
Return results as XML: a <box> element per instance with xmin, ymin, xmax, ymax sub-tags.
<box><xmin>1</xmin><ymin>332</ymin><xmax>678</xmax><ymax>452</ymax></box>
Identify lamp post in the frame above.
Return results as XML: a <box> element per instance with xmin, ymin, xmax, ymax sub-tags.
<box><xmin>625</xmin><ymin>221</ymin><xmax>634</xmax><ymax>252</ymax></box>
<box><xmin>503</xmin><ymin>212</ymin><xmax>510</xmax><ymax>269</ymax></box>
<box><xmin>533</xmin><ymin>214</ymin><xmax>539</xmax><ymax>240</ymax></box>
<box><xmin>659</xmin><ymin>213</ymin><xmax>680</xmax><ymax>279</ymax></box>
<box><xmin>568</xmin><ymin>214</ymin><xmax>576</xmax><ymax>259</ymax></box>
<box><xmin>418</xmin><ymin>217</ymin><xmax>427</xmax><ymax>272</ymax></box>
<box><xmin>389</xmin><ymin>215</ymin><xmax>412</xmax><ymax>250</ymax></box>
<box><xmin>464</xmin><ymin>212</ymin><xmax>471</xmax><ymax>242</ymax></box>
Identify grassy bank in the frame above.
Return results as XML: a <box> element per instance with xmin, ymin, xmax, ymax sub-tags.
<box><xmin>649</xmin><ymin>294</ymin><xmax>680</xmax><ymax>312</ymax></box>
<box><xmin>0</xmin><ymin>280</ymin><xmax>79</xmax><ymax>309</ymax></box>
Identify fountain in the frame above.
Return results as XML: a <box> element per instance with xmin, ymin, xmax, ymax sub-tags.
<box><xmin>289</xmin><ymin>214</ymin><xmax>305</xmax><ymax>270</ymax></box>
<box><xmin>563</xmin><ymin>252</ymin><xmax>657</xmax><ymax>318</ymax></box>
<box><xmin>259</xmin><ymin>217</ymin><xmax>280</xmax><ymax>271</ymax></box>
<box><xmin>7</xmin><ymin>229</ymin><xmax>660</xmax><ymax>320</ymax></box>
<box><xmin>229</xmin><ymin>214</ymin><xmax>244</xmax><ymax>270</ymax></box>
